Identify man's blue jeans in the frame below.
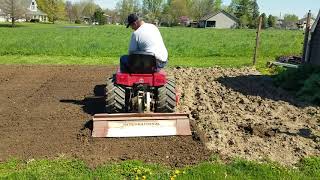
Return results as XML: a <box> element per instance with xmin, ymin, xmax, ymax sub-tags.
<box><xmin>120</xmin><ymin>55</ymin><xmax>167</xmax><ymax>72</ymax></box>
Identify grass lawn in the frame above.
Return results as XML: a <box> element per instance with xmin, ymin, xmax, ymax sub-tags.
<box><xmin>1</xmin><ymin>157</ymin><xmax>319</xmax><ymax>179</ymax></box>
<box><xmin>0</xmin><ymin>23</ymin><xmax>303</xmax><ymax>71</ymax></box>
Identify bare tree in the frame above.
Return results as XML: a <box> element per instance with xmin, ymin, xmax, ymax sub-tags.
<box><xmin>65</xmin><ymin>1</ymin><xmax>73</xmax><ymax>22</ymax></box>
<box><xmin>190</xmin><ymin>0</ymin><xmax>210</xmax><ymax>21</ymax></box>
<box><xmin>1</xmin><ymin>0</ymin><xmax>26</xmax><ymax>27</ymax></box>
<box><xmin>143</xmin><ymin>0</ymin><xmax>163</xmax><ymax>22</ymax></box>
<box><xmin>82</xmin><ymin>0</ymin><xmax>97</xmax><ymax>17</ymax></box>
<box><xmin>116</xmin><ymin>0</ymin><xmax>141</xmax><ymax>24</ymax></box>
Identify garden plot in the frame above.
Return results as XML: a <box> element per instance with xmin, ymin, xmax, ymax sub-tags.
<box><xmin>173</xmin><ymin>67</ymin><xmax>320</xmax><ymax>166</ymax></box>
<box><xmin>0</xmin><ymin>65</ymin><xmax>319</xmax><ymax>168</ymax></box>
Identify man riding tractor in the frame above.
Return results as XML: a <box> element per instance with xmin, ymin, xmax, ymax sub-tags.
<box><xmin>120</xmin><ymin>13</ymin><xmax>168</xmax><ymax>73</ymax></box>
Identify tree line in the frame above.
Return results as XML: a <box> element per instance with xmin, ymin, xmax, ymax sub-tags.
<box><xmin>0</xmin><ymin>0</ymin><xmax>303</xmax><ymax>29</ymax></box>
<box><xmin>0</xmin><ymin>0</ymin><xmax>105</xmax><ymax>26</ymax></box>
<box><xmin>114</xmin><ymin>0</ymin><xmax>302</xmax><ymax>29</ymax></box>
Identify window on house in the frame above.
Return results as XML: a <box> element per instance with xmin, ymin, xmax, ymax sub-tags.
<box><xmin>32</xmin><ymin>2</ymin><xmax>35</xmax><ymax>5</ymax></box>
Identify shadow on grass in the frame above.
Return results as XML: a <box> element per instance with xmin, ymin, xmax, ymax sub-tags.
<box><xmin>0</xmin><ymin>24</ymin><xmax>26</xmax><ymax>28</ymax></box>
<box><xmin>217</xmin><ymin>74</ymin><xmax>313</xmax><ymax>107</ymax></box>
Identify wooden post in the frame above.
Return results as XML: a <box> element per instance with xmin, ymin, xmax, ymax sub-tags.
<box><xmin>253</xmin><ymin>16</ymin><xmax>262</xmax><ymax>66</ymax></box>
<box><xmin>302</xmin><ymin>10</ymin><xmax>312</xmax><ymax>63</ymax></box>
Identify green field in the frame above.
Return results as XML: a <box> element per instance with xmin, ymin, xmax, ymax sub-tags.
<box><xmin>1</xmin><ymin>157</ymin><xmax>319</xmax><ymax>179</ymax></box>
<box><xmin>0</xmin><ymin>23</ymin><xmax>303</xmax><ymax>69</ymax></box>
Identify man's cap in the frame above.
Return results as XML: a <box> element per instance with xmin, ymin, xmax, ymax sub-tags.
<box><xmin>126</xmin><ymin>13</ymin><xmax>139</xmax><ymax>28</ymax></box>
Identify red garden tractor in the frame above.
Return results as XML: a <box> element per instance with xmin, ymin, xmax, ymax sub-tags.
<box><xmin>92</xmin><ymin>52</ymin><xmax>191</xmax><ymax>137</ymax></box>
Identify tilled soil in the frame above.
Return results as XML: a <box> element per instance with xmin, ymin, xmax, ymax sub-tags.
<box><xmin>1</xmin><ymin>65</ymin><xmax>319</xmax><ymax>167</ymax></box>
<box><xmin>173</xmin><ymin>67</ymin><xmax>320</xmax><ymax>166</ymax></box>
<box><xmin>0</xmin><ymin>65</ymin><xmax>210</xmax><ymax>168</ymax></box>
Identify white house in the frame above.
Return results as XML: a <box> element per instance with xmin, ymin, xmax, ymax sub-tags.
<box><xmin>0</xmin><ymin>0</ymin><xmax>48</xmax><ymax>22</ymax></box>
<box><xmin>0</xmin><ymin>9</ymin><xmax>7</xmax><ymax>22</ymax></box>
<box><xmin>198</xmin><ymin>10</ymin><xmax>239</xmax><ymax>29</ymax></box>
<box><xmin>25</xmin><ymin>0</ymin><xmax>48</xmax><ymax>22</ymax></box>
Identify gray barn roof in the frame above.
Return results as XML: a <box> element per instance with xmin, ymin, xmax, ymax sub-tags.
<box><xmin>200</xmin><ymin>10</ymin><xmax>239</xmax><ymax>23</ymax></box>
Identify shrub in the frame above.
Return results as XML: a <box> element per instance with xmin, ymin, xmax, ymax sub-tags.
<box><xmin>75</xmin><ymin>20</ymin><xmax>81</xmax><ymax>24</ymax></box>
<box><xmin>273</xmin><ymin>65</ymin><xmax>320</xmax><ymax>104</ymax></box>
<box><xmin>30</xmin><ymin>19</ymin><xmax>40</xmax><ymax>23</ymax></box>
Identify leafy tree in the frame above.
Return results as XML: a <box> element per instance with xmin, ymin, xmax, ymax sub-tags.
<box><xmin>234</xmin><ymin>0</ymin><xmax>252</xmax><ymax>27</ymax></box>
<box><xmin>82</xmin><ymin>0</ymin><xmax>97</xmax><ymax>18</ymax></box>
<box><xmin>249</xmin><ymin>0</ymin><xmax>259</xmax><ymax>28</ymax></box>
<box><xmin>160</xmin><ymin>2</ymin><xmax>171</xmax><ymax>26</ymax></box>
<box><xmin>260</xmin><ymin>13</ymin><xmax>267</xmax><ymax>29</ymax></box>
<box><xmin>283</xmin><ymin>14</ymin><xmax>299</xmax><ymax>29</ymax></box>
<box><xmin>93</xmin><ymin>8</ymin><xmax>105</xmax><ymax>25</ymax></box>
<box><xmin>169</xmin><ymin>0</ymin><xmax>188</xmax><ymax>24</ymax></box>
<box><xmin>267</xmin><ymin>14</ymin><xmax>276</xmax><ymax>28</ymax></box>
<box><xmin>234</xmin><ymin>0</ymin><xmax>250</xmax><ymax>18</ymax></box>
<box><xmin>37</xmin><ymin>0</ymin><xmax>66</xmax><ymax>23</ymax></box>
<box><xmin>214</xmin><ymin>0</ymin><xmax>222</xmax><ymax>11</ymax></box>
<box><xmin>116</xmin><ymin>0</ymin><xmax>141</xmax><ymax>24</ymax></box>
<box><xmin>239</xmin><ymin>14</ymin><xmax>249</xmax><ymax>28</ymax></box>
<box><xmin>71</xmin><ymin>2</ymin><xmax>83</xmax><ymax>22</ymax></box>
<box><xmin>142</xmin><ymin>0</ymin><xmax>164</xmax><ymax>22</ymax></box>
<box><xmin>1</xmin><ymin>0</ymin><xmax>26</xmax><ymax>27</ymax></box>
<box><xmin>189</xmin><ymin>0</ymin><xmax>211</xmax><ymax>21</ymax></box>
<box><xmin>227</xmin><ymin>0</ymin><xmax>241</xmax><ymax>14</ymax></box>
<box><xmin>227</xmin><ymin>0</ymin><xmax>260</xmax><ymax>28</ymax></box>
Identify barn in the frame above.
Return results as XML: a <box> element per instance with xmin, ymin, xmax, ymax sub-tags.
<box><xmin>198</xmin><ymin>10</ymin><xmax>239</xmax><ymax>29</ymax></box>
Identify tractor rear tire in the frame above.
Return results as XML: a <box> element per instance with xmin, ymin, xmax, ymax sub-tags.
<box><xmin>156</xmin><ymin>79</ymin><xmax>176</xmax><ymax>113</ymax></box>
<box><xmin>105</xmin><ymin>77</ymin><xmax>126</xmax><ymax>113</ymax></box>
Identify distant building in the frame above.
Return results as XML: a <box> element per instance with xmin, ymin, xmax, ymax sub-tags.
<box><xmin>0</xmin><ymin>0</ymin><xmax>48</xmax><ymax>22</ymax></box>
<box><xmin>198</xmin><ymin>10</ymin><xmax>239</xmax><ymax>29</ymax></box>
<box><xmin>25</xmin><ymin>0</ymin><xmax>48</xmax><ymax>22</ymax></box>
<box><xmin>305</xmin><ymin>11</ymin><xmax>320</xmax><ymax>66</ymax></box>
<box><xmin>276</xmin><ymin>19</ymin><xmax>284</xmax><ymax>28</ymax></box>
<box><xmin>297</xmin><ymin>17</ymin><xmax>315</xmax><ymax>30</ymax></box>
<box><xmin>0</xmin><ymin>9</ymin><xmax>6</xmax><ymax>22</ymax></box>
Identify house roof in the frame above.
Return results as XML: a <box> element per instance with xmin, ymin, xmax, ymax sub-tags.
<box><xmin>26</xmin><ymin>9</ymin><xmax>47</xmax><ymax>16</ymax></box>
<box><xmin>200</xmin><ymin>10</ymin><xmax>239</xmax><ymax>23</ymax></box>
<box><xmin>25</xmin><ymin>0</ymin><xmax>47</xmax><ymax>16</ymax></box>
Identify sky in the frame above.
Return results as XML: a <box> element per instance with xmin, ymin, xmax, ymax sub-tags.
<box><xmin>70</xmin><ymin>0</ymin><xmax>320</xmax><ymax>18</ymax></box>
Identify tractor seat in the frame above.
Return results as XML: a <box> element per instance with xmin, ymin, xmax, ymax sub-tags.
<box><xmin>127</xmin><ymin>52</ymin><xmax>157</xmax><ymax>74</ymax></box>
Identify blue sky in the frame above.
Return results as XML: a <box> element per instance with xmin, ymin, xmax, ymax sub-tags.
<box><xmin>70</xmin><ymin>0</ymin><xmax>320</xmax><ymax>18</ymax></box>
